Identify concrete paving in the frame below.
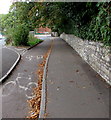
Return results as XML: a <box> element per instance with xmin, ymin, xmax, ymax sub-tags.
<box><xmin>46</xmin><ymin>38</ymin><xmax>110</xmax><ymax>118</ymax></box>
<box><xmin>2</xmin><ymin>36</ymin><xmax>52</xmax><ymax>118</ymax></box>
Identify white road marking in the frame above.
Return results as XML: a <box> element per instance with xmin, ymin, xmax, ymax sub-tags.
<box><xmin>2</xmin><ymin>73</ymin><xmax>37</xmax><ymax>99</ymax></box>
<box><xmin>37</xmin><ymin>55</ymin><xmax>43</xmax><ymax>60</ymax></box>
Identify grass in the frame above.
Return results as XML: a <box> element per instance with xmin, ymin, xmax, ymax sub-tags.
<box><xmin>27</xmin><ymin>38</ymin><xmax>42</xmax><ymax>46</ymax></box>
<box><xmin>27</xmin><ymin>34</ymin><xmax>43</xmax><ymax>46</ymax></box>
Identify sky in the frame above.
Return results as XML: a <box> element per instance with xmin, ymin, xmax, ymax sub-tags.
<box><xmin>0</xmin><ymin>0</ymin><xmax>12</xmax><ymax>14</ymax></box>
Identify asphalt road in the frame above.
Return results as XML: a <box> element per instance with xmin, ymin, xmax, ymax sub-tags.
<box><xmin>1</xmin><ymin>47</ymin><xmax>18</xmax><ymax>78</ymax></box>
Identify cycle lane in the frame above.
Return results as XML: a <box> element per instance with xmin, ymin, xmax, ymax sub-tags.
<box><xmin>2</xmin><ymin>37</ymin><xmax>52</xmax><ymax>118</ymax></box>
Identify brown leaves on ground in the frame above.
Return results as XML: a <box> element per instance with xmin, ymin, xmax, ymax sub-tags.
<box><xmin>76</xmin><ymin>70</ymin><xmax>79</xmax><ymax>73</ymax></box>
<box><xmin>69</xmin><ymin>80</ymin><xmax>74</xmax><ymax>83</ymax></box>
<box><xmin>27</xmin><ymin>41</ymin><xmax>53</xmax><ymax>119</ymax></box>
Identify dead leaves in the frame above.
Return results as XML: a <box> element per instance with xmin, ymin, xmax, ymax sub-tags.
<box><xmin>76</xmin><ymin>70</ymin><xmax>79</xmax><ymax>73</ymax></box>
<box><xmin>27</xmin><ymin>41</ymin><xmax>53</xmax><ymax>119</ymax></box>
<box><xmin>69</xmin><ymin>80</ymin><xmax>74</xmax><ymax>83</ymax></box>
<box><xmin>27</xmin><ymin>60</ymin><xmax>44</xmax><ymax>118</ymax></box>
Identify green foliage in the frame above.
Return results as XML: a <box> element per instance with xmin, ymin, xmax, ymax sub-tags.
<box><xmin>0</xmin><ymin>2</ymin><xmax>38</xmax><ymax>46</ymax></box>
<box><xmin>11</xmin><ymin>23</ymin><xmax>29</xmax><ymax>46</ymax></box>
<box><xmin>5</xmin><ymin>27</ymin><xmax>14</xmax><ymax>44</ymax></box>
<box><xmin>1</xmin><ymin>2</ymin><xmax>110</xmax><ymax>46</ymax></box>
<box><xmin>37</xmin><ymin>2</ymin><xmax>111</xmax><ymax>46</ymax></box>
<box><xmin>95</xmin><ymin>3</ymin><xmax>111</xmax><ymax>46</ymax></box>
<box><xmin>27</xmin><ymin>34</ymin><xmax>42</xmax><ymax>46</ymax></box>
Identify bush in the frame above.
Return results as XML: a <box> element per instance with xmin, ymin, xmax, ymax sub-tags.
<box><xmin>27</xmin><ymin>34</ymin><xmax>43</xmax><ymax>46</ymax></box>
<box><xmin>5</xmin><ymin>27</ymin><xmax>14</xmax><ymax>44</ymax></box>
<box><xmin>11</xmin><ymin>23</ymin><xmax>29</xmax><ymax>46</ymax></box>
<box><xmin>46</xmin><ymin>2</ymin><xmax>111</xmax><ymax>46</ymax></box>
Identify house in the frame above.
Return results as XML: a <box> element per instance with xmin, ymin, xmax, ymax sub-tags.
<box><xmin>36</xmin><ymin>27</ymin><xmax>51</xmax><ymax>34</ymax></box>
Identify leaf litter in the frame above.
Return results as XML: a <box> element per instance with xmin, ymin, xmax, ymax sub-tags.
<box><xmin>27</xmin><ymin>41</ymin><xmax>53</xmax><ymax>119</ymax></box>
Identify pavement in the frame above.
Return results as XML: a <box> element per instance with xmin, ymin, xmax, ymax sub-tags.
<box><xmin>2</xmin><ymin>35</ymin><xmax>52</xmax><ymax>118</ymax></box>
<box><xmin>1</xmin><ymin>35</ymin><xmax>110</xmax><ymax>119</ymax></box>
<box><xmin>45</xmin><ymin>37</ymin><xmax>110</xmax><ymax>118</ymax></box>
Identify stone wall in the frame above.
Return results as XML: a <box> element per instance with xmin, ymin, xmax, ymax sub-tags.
<box><xmin>51</xmin><ymin>32</ymin><xmax>59</xmax><ymax>37</ymax></box>
<box><xmin>60</xmin><ymin>33</ymin><xmax>111</xmax><ymax>85</ymax></box>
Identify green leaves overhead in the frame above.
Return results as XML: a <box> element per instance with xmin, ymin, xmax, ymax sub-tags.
<box><xmin>39</xmin><ymin>2</ymin><xmax>110</xmax><ymax>46</ymax></box>
<box><xmin>0</xmin><ymin>2</ymin><xmax>111</xmax><ymax>46</ymax></box>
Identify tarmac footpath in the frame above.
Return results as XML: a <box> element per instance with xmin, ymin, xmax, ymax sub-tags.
<box><xmin>45</xmin><ymin>37</ymin><xmax>110</xmax><ymax>118</ymax></box>
<box><xmin>2</xmin><ymin>36</ymin><xmax>52</xmax><ymax>118</ymax></box>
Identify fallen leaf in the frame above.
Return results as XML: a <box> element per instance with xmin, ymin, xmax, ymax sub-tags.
<box><xmin>69</xmin><ymin>80</ymin><xmax>74</xmax><ymax>83</ymax></box>
<box><xmin>76</xmin><ymin>70</ymin><xmax>79</xmax><ymax>73</ymax></box>
<box><xmin>98</xmin><ymin>98</ymin><xmax>100</xmax><ymax>100</ymax></box>
<box><xmin>27</xmin><ymin>40</ymin><xmax>53</xmax><ymax>119</ymax></box>
<box><xmin>44</xmin><ymin>113</ymin><xmax>49</xmax><ymax>118</ymax></box>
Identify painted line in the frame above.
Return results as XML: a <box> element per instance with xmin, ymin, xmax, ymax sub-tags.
<box><xmin>0</xmin><ymin>47</ymin><xmax>21</xmax><ymax>82</ymax></box>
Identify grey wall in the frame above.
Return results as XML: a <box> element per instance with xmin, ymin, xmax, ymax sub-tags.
<box><xmin>60</xmin><ymin>33</ymin><xmax>111</xmax><ymax>85</ymax></box>
<box><xmin>51</xmin><ymin>32</ymin><xmax>59</xmax><ymax>37</ymax></box>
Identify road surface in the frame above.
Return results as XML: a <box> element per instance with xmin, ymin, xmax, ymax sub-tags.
<box><xmin>1</xmin><ymin>47</ymin><xmax>18</xmax><ymax>79</ymax></box>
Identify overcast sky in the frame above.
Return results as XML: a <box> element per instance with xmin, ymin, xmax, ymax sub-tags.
<box><xmin>0</xmin><ymin>0</ymin><xmax>12</xmax><ymax>14</ymax></box>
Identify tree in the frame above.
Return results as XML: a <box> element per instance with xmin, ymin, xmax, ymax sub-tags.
<box><xmin>36</xmin><ymin>2</ymin><xmax>111</xmax><ymax>45</ymax></box>
<box><xmin>1</xmin><ymin>2</ymin><xmax>38</xmax><ymax>45</ymax></box>
<box><xmin>1</xmin><ymin>2</ymin><xmax>110</xmax><ymax>46</ymax></box>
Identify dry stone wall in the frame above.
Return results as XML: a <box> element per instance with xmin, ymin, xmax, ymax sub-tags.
<box><xmin>60</xmin><ymin>33</ymin><xmax>111</xmax><ymax>85</ymax></box>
